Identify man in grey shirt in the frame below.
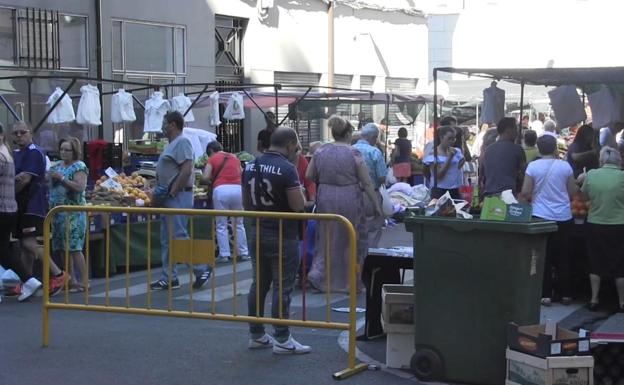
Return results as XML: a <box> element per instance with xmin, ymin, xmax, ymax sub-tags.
<box><xmin>151</xmin><ymin>111</ymin><xmax>211</xmax><ymax>291</ymax></box>
<box><xmin>482</xmin><ymin>117</ymin><xmax>526</xmax><ymax>196</ymax></box>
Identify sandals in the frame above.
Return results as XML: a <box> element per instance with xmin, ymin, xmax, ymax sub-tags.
<box><xmin>540</xmin><ymin>298</ymin><xmax>552</xmax><ymax>307</ymax></box>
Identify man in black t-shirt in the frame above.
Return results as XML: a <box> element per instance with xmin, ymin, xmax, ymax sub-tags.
<box><xmin>242</xmin><ymin>127</ymin><xmax>311</xmax><ymax>354</ymax></box>
<box><xmin>256</xmin><ymin>110</ymin><xmax>276</xmax><ymax>153</ymax></box>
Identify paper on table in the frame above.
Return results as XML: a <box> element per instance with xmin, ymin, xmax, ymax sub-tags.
<box><xmin>105</xmin><ymin>167</ymin><xmax>119</xmax><ymax>179</ymax></box>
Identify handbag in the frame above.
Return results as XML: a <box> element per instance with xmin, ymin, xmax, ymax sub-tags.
<box><xmin>206</xmin><ymin>154</ymin><xmax>230</xmax><ymax>205</ymax></box>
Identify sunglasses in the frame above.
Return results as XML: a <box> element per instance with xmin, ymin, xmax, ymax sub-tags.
<box><xmin>13</xmin><ymin>130</ymin><xmax>29</xmax><ymax>136</ymax></box>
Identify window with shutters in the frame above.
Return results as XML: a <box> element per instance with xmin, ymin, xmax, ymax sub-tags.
<box><xmin>274</xmin><ymin>71</ymin><xmax>322</xmax><ymax>150</ymax></box>
<box><xmin>333</xmin><ymin>74</ymin><xmax>354</xmax><ymax>121</ymax></box>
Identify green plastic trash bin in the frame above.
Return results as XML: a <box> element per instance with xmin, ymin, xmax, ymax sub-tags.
<box><xmin>404</xmin><ymin>216</ymin><xmax>557</xmax><ymax>384</ymax></box>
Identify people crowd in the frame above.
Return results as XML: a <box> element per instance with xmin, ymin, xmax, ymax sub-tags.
<box><xmin>4</xmin><ymin>103</ymin><xmax>624</xmax><ymax>359</ymax></box>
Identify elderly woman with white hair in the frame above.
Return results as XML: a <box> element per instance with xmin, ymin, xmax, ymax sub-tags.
<box><xmin>520</xmin><ymin>135</ymin><xmax>578</xmax><ymax>307</ymax></box>
<box><xmin>580</xmin><ymin>146</ymin><xmax>624</xmax><ymax>312</ymax></box>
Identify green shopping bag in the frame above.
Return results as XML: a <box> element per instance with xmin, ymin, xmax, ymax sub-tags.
<box><xmin>480</xmin><ymin>196</ymin><xmax>507</xmax><ymax>221</ymax></box>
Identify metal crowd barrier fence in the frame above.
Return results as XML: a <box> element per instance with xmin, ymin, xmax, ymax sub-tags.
<box><xmin>42</xmin><ymin>205</ymin><xmax>367</xmax><ymax>380</ymax></box>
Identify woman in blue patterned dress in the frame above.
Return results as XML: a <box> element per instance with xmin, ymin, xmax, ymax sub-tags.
<box><xmin>49</xmin><ymin>137</ymin><xmax>89</xmax><ymax>292</ymax></box>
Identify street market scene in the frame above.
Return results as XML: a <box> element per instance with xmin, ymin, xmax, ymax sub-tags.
<box><xmin>3</xmin><ymin>1</ymin><xmax>624</xmax><ymax>384</ymax></box>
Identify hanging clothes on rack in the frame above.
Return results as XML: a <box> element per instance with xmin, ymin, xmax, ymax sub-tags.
<box><xmin>111</xmin><ymin>89</ymin><xmax>136</xmax><ymax>123</ymax></box>
<box><xmin>76</xmin><ymin>84</ymin><xmax>102</xmax><ymax>125</ymax></box>
<box><xmin>548</xmin><ymin>85</ymin><xmax>586</xmax><ymax>129</ymax></box>
<box><xmin>144</xmin><ymin>91</ymin><xmax>171</xmax><ymax>133</ymax></box>
<box><xmin>223</xmin><ymin>92</ymin><xmax>245</xmax><ymax>120</ymax></box>
<box><xmin>208</xmin><ymin>91</ymin><xmax>221</xmax><ymax>127</ymax></box>
<box><xmin>46</xmin><ymin>87</ymin><xmax>75</xmax><ymax>124</ymax></box>
<box><xmin>481</xmin><ymin>82</ymin><xmax>505</xmax><ymax>125</ymax></box>
<box><xmin>171</xmin><ymin>93</ymin><xmax>195</xmax><ymax>122</ymax></box>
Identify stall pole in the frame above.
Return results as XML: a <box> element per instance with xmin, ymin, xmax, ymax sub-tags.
<box><xmin>384</xmin><ymin>93</ymin><xmax>390</xmax><ymax>161</ymax></box>
<box><xmin>274</xmin><ymin>85</ymin><xmax>279</xmax><ymax>125</ymax></box>
<box><xmin>582</xmin><ymin>87</ymin><xmax>586</xmax><ymax>124</ymax></box>
<box><xmin>517</xmin><ymin>81</ymin><xmax>525</xmax><ymax>145</ymax></box>
<box><xmin>0</xmin><ymin>94</ymin><xmax>21</xmax><ymax>121</ymax></box>
<box><xmin>183</xmin><ymin>84</ymin><xmax>208</xmax><ymax>119</ymax></box>
<box><xmin>279</xmin><ymin>86</ymin><xmax>312</xmax><ymax>127</ymax></box>
<box><xmin>34</xmin><ymin>78</ymin><xmax>77</xmax><ymax>133</ymax></box>
<box><xmin>433</xmin><ymin>69</ymin><xmax>439</xmax><ymax>189</ymax></box>
<box><xmin>95</xmin><ymin>0</ymin><xmax>104</xmax><ymax>139</ymax></box>
<box><xmin>131</xmin><ymin>94</ymin><xmax>145</xmax><ymax>110</ymax></box>
<box><xmin>27</xmin><ymin>77</ymin><xmax>33</xmax><ymax>123</ymax></box>
<box><xmin>241</xmin><ymin>88</ymin><xmax>269</xmax><ymax>118</ymax></box>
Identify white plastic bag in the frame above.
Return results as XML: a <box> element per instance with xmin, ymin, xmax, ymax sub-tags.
<box><xmin>379</xmin><ymin>185</ymin><xmax>395</xmax><ymax>217</ymax></box>
<box><xmin>223</xmin><ymin>92</ymin><xmax>245</xmax><ymax>120</ymax></box>
<box><xmin>386</xmin><ymin>166</ymin><xmax>397</xmax><ymax>185</ymax></box>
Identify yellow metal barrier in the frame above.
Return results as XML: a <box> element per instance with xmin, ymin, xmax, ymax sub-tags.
<box><xmin>42</xmin><ymin>205</ymin><xmax>367</xmax><ymax>380</ymax></box>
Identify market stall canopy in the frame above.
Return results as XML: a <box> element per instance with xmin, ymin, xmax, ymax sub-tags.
<box><xmin>192</xmin><ymin>90</ymin><xmax>433</xmax><ymax>109</ymax></box>
<box><xmin>435</xmin><ymin>67</ymin><xmax>624</xmax><ymax>88</ymax></box>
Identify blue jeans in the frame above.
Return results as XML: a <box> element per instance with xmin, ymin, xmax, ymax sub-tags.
<box><xmin>159</xmin><ymin>191</ymin><xmax>208</xmax><ymax>281</ymax></box>
<box><xmin>247</xmin><ymin>225</ymin><xmax>300</xmax><ymax>343</ymax></box>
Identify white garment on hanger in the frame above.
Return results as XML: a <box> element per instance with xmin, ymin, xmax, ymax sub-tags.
<box><xmin>223</xmin><ymin>92</ymin><xmax>245</xmax><ymax>120</ymax></box>
<box><xmin>548</xmin><ymin>85</ymin><xmax>586</xmax><ymax>129</ymax></box>
<box><xmin>111</xmin><ymin>89</ymin><xmax>136</xmax><ymax>123</ymax></box>
<box><xmin>76</xmin><ymin>84</ymin><xmax>102</xmax><ymax>125</ymax></box>
<box><xmin>481</xmin><ymin>84</ymin><xmax>505</xmax><ymax>125</ymax></box>
<box><xmin>183</xmin><ymin>127</ymin><xmax>217</xmax><ymax>160</ymax></box>
<box><xmin>46</xmin><ymin>87</ymin><xmax>75</xmax><ymax>124</ymax></box>
<box><xmin>171</xmin><ymin>93</ymin><xmax>195</xmax><ymax>122</ymax></box>
<box><xmin>144</xmin><ymin>91</ymin><xmax>171</xmax><ymax>133</ymax></box>
<box><xmin>208</xmin><ymin>91</ymin><xmax>221</xmax><ymax>127</ymax></box>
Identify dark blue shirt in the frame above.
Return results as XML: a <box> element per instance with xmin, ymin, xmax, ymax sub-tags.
<box><xmin>242</xmin><ymin>151</ymin><xmax>301</xmax><ymax>239</ymax></box>
<box><xmin>14</xmin><ymin>143</ymin><xmax>48</xmax><ymax>217</ymax></box>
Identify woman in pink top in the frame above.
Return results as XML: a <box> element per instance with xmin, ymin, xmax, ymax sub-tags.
<box><xmin>201</xmin><ymin>141</ymin><xmax>249</xmax><ymax>263</ymax></box>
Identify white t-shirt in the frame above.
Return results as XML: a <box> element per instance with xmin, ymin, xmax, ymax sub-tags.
<box><xmin>526</xmin><ymin>158</ymin><xmax>573</xmax><ymax>221</ymax></box>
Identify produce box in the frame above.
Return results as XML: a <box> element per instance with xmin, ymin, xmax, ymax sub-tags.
<box><xmin>506</xmin><ymin>348</ymin><xmax>594</xmax><ymax>385</ymax></box>
<box><xmin>382</xmin><ymin>284</ymin><xmax>413</xmax><ymax>333</ymax></box>
<box><xmin>128</xmin><ymin>139</ymin><xmax>167</xmax><ymax>155</ymax></box>
<box><xmin>592</xmin><ymin>343</ymin><xmax>624</xmax><ymax>385</ymax></box>
<box><xmin>508</xmin><ymin>323</ymin><xmax>591</xmax><ymax>358</ymax></box>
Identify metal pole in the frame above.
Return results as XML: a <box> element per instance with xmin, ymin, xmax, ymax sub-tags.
<box><xmin>433</xmin><ymin>69</ymin><xmax>438</xmax><ymax>189</ymax></box>
<box><xmin>27</xmin><ymin>77</ymin><xmax>33</xmax><ymax>123</ymax></box>
<box><xmin>183</xmin><ymin>84</ymin><xmax>208</xmax><ymax>118</ymax></box>
<box><xmin>384</xmin><ymin>93</ymin><xmax>390</xmax><ymax>161</ymax></box>
<box><xmin>279</xmin><ymin>86</ymin><xmax>312</xmax><ymax>127</ymax></box>
<box><xmin>274</xmin><ymin>85</ymin><xmax>279</xmax><ymax>125</ymax></box>
<box><xmin>0</xmin><ymin>94</ymin><xmax>21</xmax><ymax>121</ymax></box>
<box><xmin>327</xmin><ymin>1</ymin><xmax>334</xmax><ymax>89</ymax></box>
<box><xmin>517</xmin><ymin>81</ymin><xmax>525</xmax><ymax>145</ymax></box>
<box><xmin>582</xmin><ymin>87</ymin><xmax>586</xmax><ymax>125</ymax></box>
<box><xmin>95</xmin><ymin>0</ymin><xmax>104</xmax><ymax>139</ymax></box>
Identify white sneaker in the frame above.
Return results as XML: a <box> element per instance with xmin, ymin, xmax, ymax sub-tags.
<box><xmin>18</xmin><ymin>278</ymin><xmax>42</xmax><ymax>302</ymax></box>
<box><xmin>272</xmin><ymin>335</ymin><xmax>312</xmax><ymax>355</ymax></box>
<box><xmin>249</xmin><ymin>333</ymin><xmax>275</xmax><ymax>349</ymax></box>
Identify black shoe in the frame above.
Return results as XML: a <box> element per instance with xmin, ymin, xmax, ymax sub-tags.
<box><xmin>192</xmin><ymin>270</ymin><xmax>211</xmax><ymax>290</ymax></box>
<box><xmin>587</xmin><ymin>302</ymin><xmax>599</xmax><ymax>312</ymax></box>
<box><xmin>150</xmin><ymin>279</ymin><xmax>180</xmax><ymax>290</ymax></box>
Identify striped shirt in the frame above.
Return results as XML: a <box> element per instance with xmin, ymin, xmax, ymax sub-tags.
<box><xmin>0</xmin><ymin>151</ymin><xmax>18</xmax><ymax>213</ymax></box>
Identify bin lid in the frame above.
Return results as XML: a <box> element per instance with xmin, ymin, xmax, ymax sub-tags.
<box><xmin>404</xmin><ymin>216</ymin><xmax>558</xmax><ymax>234</ymax></box>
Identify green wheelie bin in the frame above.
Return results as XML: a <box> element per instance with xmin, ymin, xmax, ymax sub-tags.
<box><xmin>404</xmin><ymin>216</ymin><xmax>557</xmax><ymax>384</ymax></box>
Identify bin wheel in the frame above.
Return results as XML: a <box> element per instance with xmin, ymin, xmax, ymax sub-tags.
<box><xmin>410</xmin><ymin>349</ymin><xmax>443</xmax><ymax>381</ymax></box>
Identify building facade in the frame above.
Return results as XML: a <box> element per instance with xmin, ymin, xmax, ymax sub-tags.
<box><xmin>0</xmin><ymin>0</ymin><xmax>428</xmax><ymax>153</ymax></box>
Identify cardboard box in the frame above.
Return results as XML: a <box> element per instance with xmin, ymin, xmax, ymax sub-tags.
<box><xmin>382</xmin><ymin>284</ymin><xmax>413</xmax><ymax>326</ymax></box>
<box><xmin>508</xmin><ymin>323</ymin><xmax>591</xmax><ymax>358</ymax></box>
<box><xmin>506</xmin><ymin>348</ymin><xmax>594</xmax><ymax>385</ymax></box>
<box><xmin>386</xmin><ymin>332</ymin><xmax>415</xmax><ymax>369</ymax></box>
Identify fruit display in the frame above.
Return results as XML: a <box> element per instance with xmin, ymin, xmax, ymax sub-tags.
<box><xmin>571</xmin><ymin>193</ymin><xmax>590</xmax><ymax>218</ymax></box>
<box><xmin>593</xmin><ymin>343</ymin><xmax>624</xmax><ymax>385</ymax></box>
<box><xmin>90</xmin><ymin>172</ymin><xmax>151</xmax><ymax>206</ymax></box>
